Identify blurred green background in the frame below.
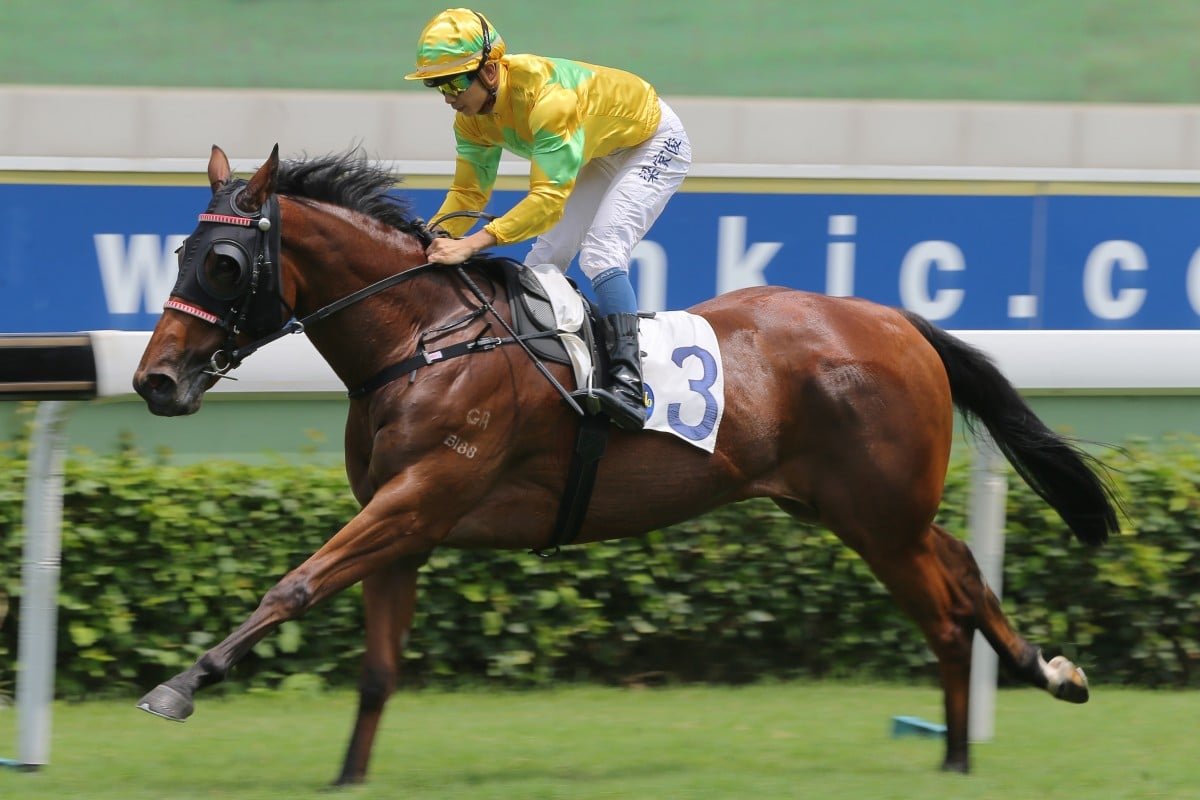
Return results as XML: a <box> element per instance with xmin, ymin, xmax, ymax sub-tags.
<box><xmin>3</xmin><ymin>0</ymin><xmax>1200</xmax><ymax>101</ymax></box>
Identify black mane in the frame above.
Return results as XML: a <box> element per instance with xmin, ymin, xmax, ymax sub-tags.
<box><xmin>275</xmin><ymin>150</ymin><xmax>428</xmax><ymax>240</ymax></box>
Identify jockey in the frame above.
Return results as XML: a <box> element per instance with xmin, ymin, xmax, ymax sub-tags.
<box><xmin>405</xmin><ymin>8</ymin><xmax>692</xmax><ymax>431</ymax></box>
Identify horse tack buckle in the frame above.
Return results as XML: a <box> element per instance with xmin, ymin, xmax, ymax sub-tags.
<box><xmin>204</xmin><ymin>350</ymin><xmax>240</xmax><ymax>381</ymax></box>
<box><xmin>469</xmin><ymin>336</ymin><xmax>503</xmax><ymax>352</ymax></box>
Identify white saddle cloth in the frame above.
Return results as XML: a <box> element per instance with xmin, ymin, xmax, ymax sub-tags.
<box><xmin>527</xmin><ymin>264</ymin><xmax>725</xmax><ymax>453</ymax></box>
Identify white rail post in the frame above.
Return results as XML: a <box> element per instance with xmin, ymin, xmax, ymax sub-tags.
<box><xmin>14</xmin><ymin>400</ymin><xmax>74</xmax><ymax>768</ymax></box>
<box><xmin>967</xmin><ymin>433</ymin><xmax>1007</xmax><ymax>743</ymax></box>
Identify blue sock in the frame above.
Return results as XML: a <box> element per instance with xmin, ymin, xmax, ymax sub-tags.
<box><xmin>591</xmin><ymin>268</ymin><xmax>637</xmax><ymax>316</ymax></box>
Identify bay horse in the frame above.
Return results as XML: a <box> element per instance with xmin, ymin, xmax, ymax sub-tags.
<box><xmin>132</xmin><ymin>144</ymin><xmax>1120</xmax><ymax>784</ymax></box>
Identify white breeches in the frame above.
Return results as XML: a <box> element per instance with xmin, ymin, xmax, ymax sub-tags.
<box><xmin>524</xmin><ymin>99</ymin><xmax>691</xmax><ymax>281</ymax></box>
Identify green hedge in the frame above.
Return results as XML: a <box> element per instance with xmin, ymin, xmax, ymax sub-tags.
<box><xmin>1</xmin><ymin>434</ymin><xmax>1199</xmax><ymax>699</ymax></box>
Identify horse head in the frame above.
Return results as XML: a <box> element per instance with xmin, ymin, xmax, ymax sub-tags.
<box><xmin>135</xmin><ymin>144</ymin><xmax>469</xmax><ymax>417</ymax></box>
<box><xmin>134</xmin><ymin>145</ymin><xmax>289</xmax><ymax>415</ymax></box>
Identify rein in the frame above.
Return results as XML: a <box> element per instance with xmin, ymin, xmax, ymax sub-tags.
<box><xmin>223</xmin><ymin>262</ymin><xmax>445</xmax><ymax>367</ymax></box>
<box><xmin>210</xmin><ymin>206</ymin><xmax>497</xmax><ymax>370</ymax></box>
<box><xmin>216</xmin><ymin>259</ymin><xmax>580</xmax><ymax>408</ymax></box>
<box><xmin>189</xmin><ymin>204</ymin><xmax>584</xmax><ymax>412</ymax></box>
<box><xmin>344</xmin><ymin>263</ymin><xmax>583</xmax><ymax>412</ymax></box>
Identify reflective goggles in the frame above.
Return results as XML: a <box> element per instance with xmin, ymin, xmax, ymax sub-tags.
<box><xmin>423</xmin><ymin>72</ymin><xmax>476</xmax><ymax>98</ymax></box>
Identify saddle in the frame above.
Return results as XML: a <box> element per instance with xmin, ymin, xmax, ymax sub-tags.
<box><xmin>490</xmin><ymin>258</ymin><xmax>612</xmax><ymax>407</ymax></box>
<box><xmin>501</xmin><ymin>260</ymin><xmax>596</xmax><ymax>372</ymax></box>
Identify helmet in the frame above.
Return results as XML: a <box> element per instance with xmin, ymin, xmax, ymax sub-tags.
<box><xmin>404</xmin><ymin>8</ymin><xmax>505</xmax><ymax>81</ymax></box>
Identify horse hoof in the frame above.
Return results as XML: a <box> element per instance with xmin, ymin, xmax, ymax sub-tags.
<box><xmin>136</xmin><ymin>684</ymin><xmax>194</xmax><ymax>722</ymax></box>
<box><xmin>1046</xmin><ymin>655</ymin><xmax>1090</xmax><ymax>704</ymax></box>
<box><xmin>940</xmin><ymin>758</ymin><xmax>970</xmax><ymax>775</ymax></box>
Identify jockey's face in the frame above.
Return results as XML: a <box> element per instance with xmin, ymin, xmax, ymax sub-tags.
<box><xmin>444</xmin><ymin>61</ymin><xmax>496</xmax><ymax>115</ymax></box>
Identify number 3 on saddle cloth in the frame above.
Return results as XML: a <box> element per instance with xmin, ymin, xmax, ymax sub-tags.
<box><xmin>513</xmin><ymin>262</ymin><xmax>725</xmax><ymax>454</ymax></box>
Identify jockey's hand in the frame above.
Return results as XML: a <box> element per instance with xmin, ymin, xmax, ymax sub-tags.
<box><xmin>426</xmin><ymin>228</ymin><xmax>498</xmax><ymax>265</ymax></box>
<box><xmin>426</xmin><ymin>236</ymin><xmax>475</xmax><ymax>264</ymax></box>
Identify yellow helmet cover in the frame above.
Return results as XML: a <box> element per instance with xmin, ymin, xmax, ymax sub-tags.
<box><xmin>405</xmin><ymin>8</ymin><xmax>505</xmax><ymax>81</ymax></box>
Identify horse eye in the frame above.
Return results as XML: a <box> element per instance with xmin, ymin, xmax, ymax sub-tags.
<box><xmin>199</xmin><ymin>251</ymin><xmax>246</xmax><ymax>300</ymax></box>
<box><xmin>207</xmin><ymin>254</ymin><xmax>241</xmax><ymax>284</ymax></box>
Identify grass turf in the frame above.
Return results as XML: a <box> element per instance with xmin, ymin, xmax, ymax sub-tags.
<box><xmin>1</xmin><ymin>682</ymin><xmax>1196</xmax><ymax>798</ymax></box>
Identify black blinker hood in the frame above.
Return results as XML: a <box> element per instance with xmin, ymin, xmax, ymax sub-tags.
<box><xmin>170</xmin><ymin>180</ymin><xmax>284</xmax><ymax>337</ymax></box>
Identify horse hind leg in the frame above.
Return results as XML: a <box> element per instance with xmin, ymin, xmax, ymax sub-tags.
<box><xmin>961</xmin><ymin>529</ymin><xmax>1090</xmax><ymax>704</ymax></box>
<box><xmin>852</xmin><ymin>527</ymin><xmax>978</xmax><ymax>773</ymax></box>
<box><xmin>775</xmin><ymin>498</ymin><xmax>977</xmax><ymax>771</ymax></box>
<box><xmin>895</xmin><ymin>524</ymin><xmax>1091</xmax><ymax>769</ymax></box>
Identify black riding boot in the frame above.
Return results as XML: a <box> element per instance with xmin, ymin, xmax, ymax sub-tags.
<box><xmin>597</xmin><ymin>312</ymin><xmax>646</xmax><ymax>431</ymax></box>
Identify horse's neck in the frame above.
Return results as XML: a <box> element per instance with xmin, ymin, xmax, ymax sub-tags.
<box><xmin>280</xmin><ymin>201</ymin><xmax>484</xmax><ymax>389</ymax></box>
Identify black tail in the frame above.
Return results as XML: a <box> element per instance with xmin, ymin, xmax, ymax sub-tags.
<box><xmin>900</xmin><ymin>310</ymin><xmax>1120</xmax><ymax>546</ymax></box>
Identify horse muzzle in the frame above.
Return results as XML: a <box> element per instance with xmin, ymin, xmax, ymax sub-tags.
<box><xmin>132</xmin><ymin>366</ymin><xmax>206</xmax><ymax>416</ymax></box>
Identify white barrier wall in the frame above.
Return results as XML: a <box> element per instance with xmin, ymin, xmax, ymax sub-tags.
<box><xmin>6</xmin><ymin>85</ymin><xmax>1200</xmax><ymax>174</ymax></box>
<box><xmin>84</xmin><ymin>329</ymin><xmax>1200</xmax><ymax>397</ymax></box>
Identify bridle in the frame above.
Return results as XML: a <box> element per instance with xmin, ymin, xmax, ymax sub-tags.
<box><xmin>167</xmin><ymin>180</ymin><xmax>287</xmax><ymax>379</ymax></box>
<box><xmin>165</xmin><ymin>191</ymin><xmax>479</xmax><ymax>384</ymax></box>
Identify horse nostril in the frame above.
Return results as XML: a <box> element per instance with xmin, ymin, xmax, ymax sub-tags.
<box><xmin>138</xmin><ymin>372</ymin><xmax>176</xmax><ymax>400</ymax></box>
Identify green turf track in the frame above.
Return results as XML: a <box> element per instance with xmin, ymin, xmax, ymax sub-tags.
<box><xmin>3</xmin><ymin>685</ymin><xmax>1198</xmax><ymax>799</ymax></box>
<box><xmin>4</xmin><ymin>0</ymin><xmax>1200</xmax><ymax>102</ymax></box>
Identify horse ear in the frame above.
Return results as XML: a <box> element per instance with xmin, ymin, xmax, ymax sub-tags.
<box><xmin>207</xmin><ymin>144</ymin><xmax>232</xmax><ymax>194</ymax></box>
<box><xmin>238</xmin><ymin>144</ymin><xmax>280</xmax><ymax>213</ymax></box>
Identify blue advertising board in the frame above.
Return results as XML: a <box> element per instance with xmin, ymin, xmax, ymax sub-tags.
<box><xmin>3</xmin><ymin>178</ymin><xmax>1200</xmax><ymax>332</ymax></box>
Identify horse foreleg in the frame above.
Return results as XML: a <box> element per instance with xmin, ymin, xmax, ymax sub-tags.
<box><xmin>137</xmin><ymin>577</ymin><xmax>313</xmax><ymax>722</ymax></box>
<box><xmin>334</xmin><ymin>556</ymin><xmax>424</xmax><ymax>786</ymax></box>
<box><xmin>138</xmin><ymin>489</ymin><xmax>443</xmax><ymax>723</ymax></box>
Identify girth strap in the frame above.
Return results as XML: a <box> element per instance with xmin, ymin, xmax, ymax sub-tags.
<box><xmin>533</xmin><ymin>413</ymin><xmax>610</xmax><ymax>557</ymax></box>
<box><xmin>350</xmin><ymin>326</ymin><xmax>612</xmax><ymax>556</ymax></box>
